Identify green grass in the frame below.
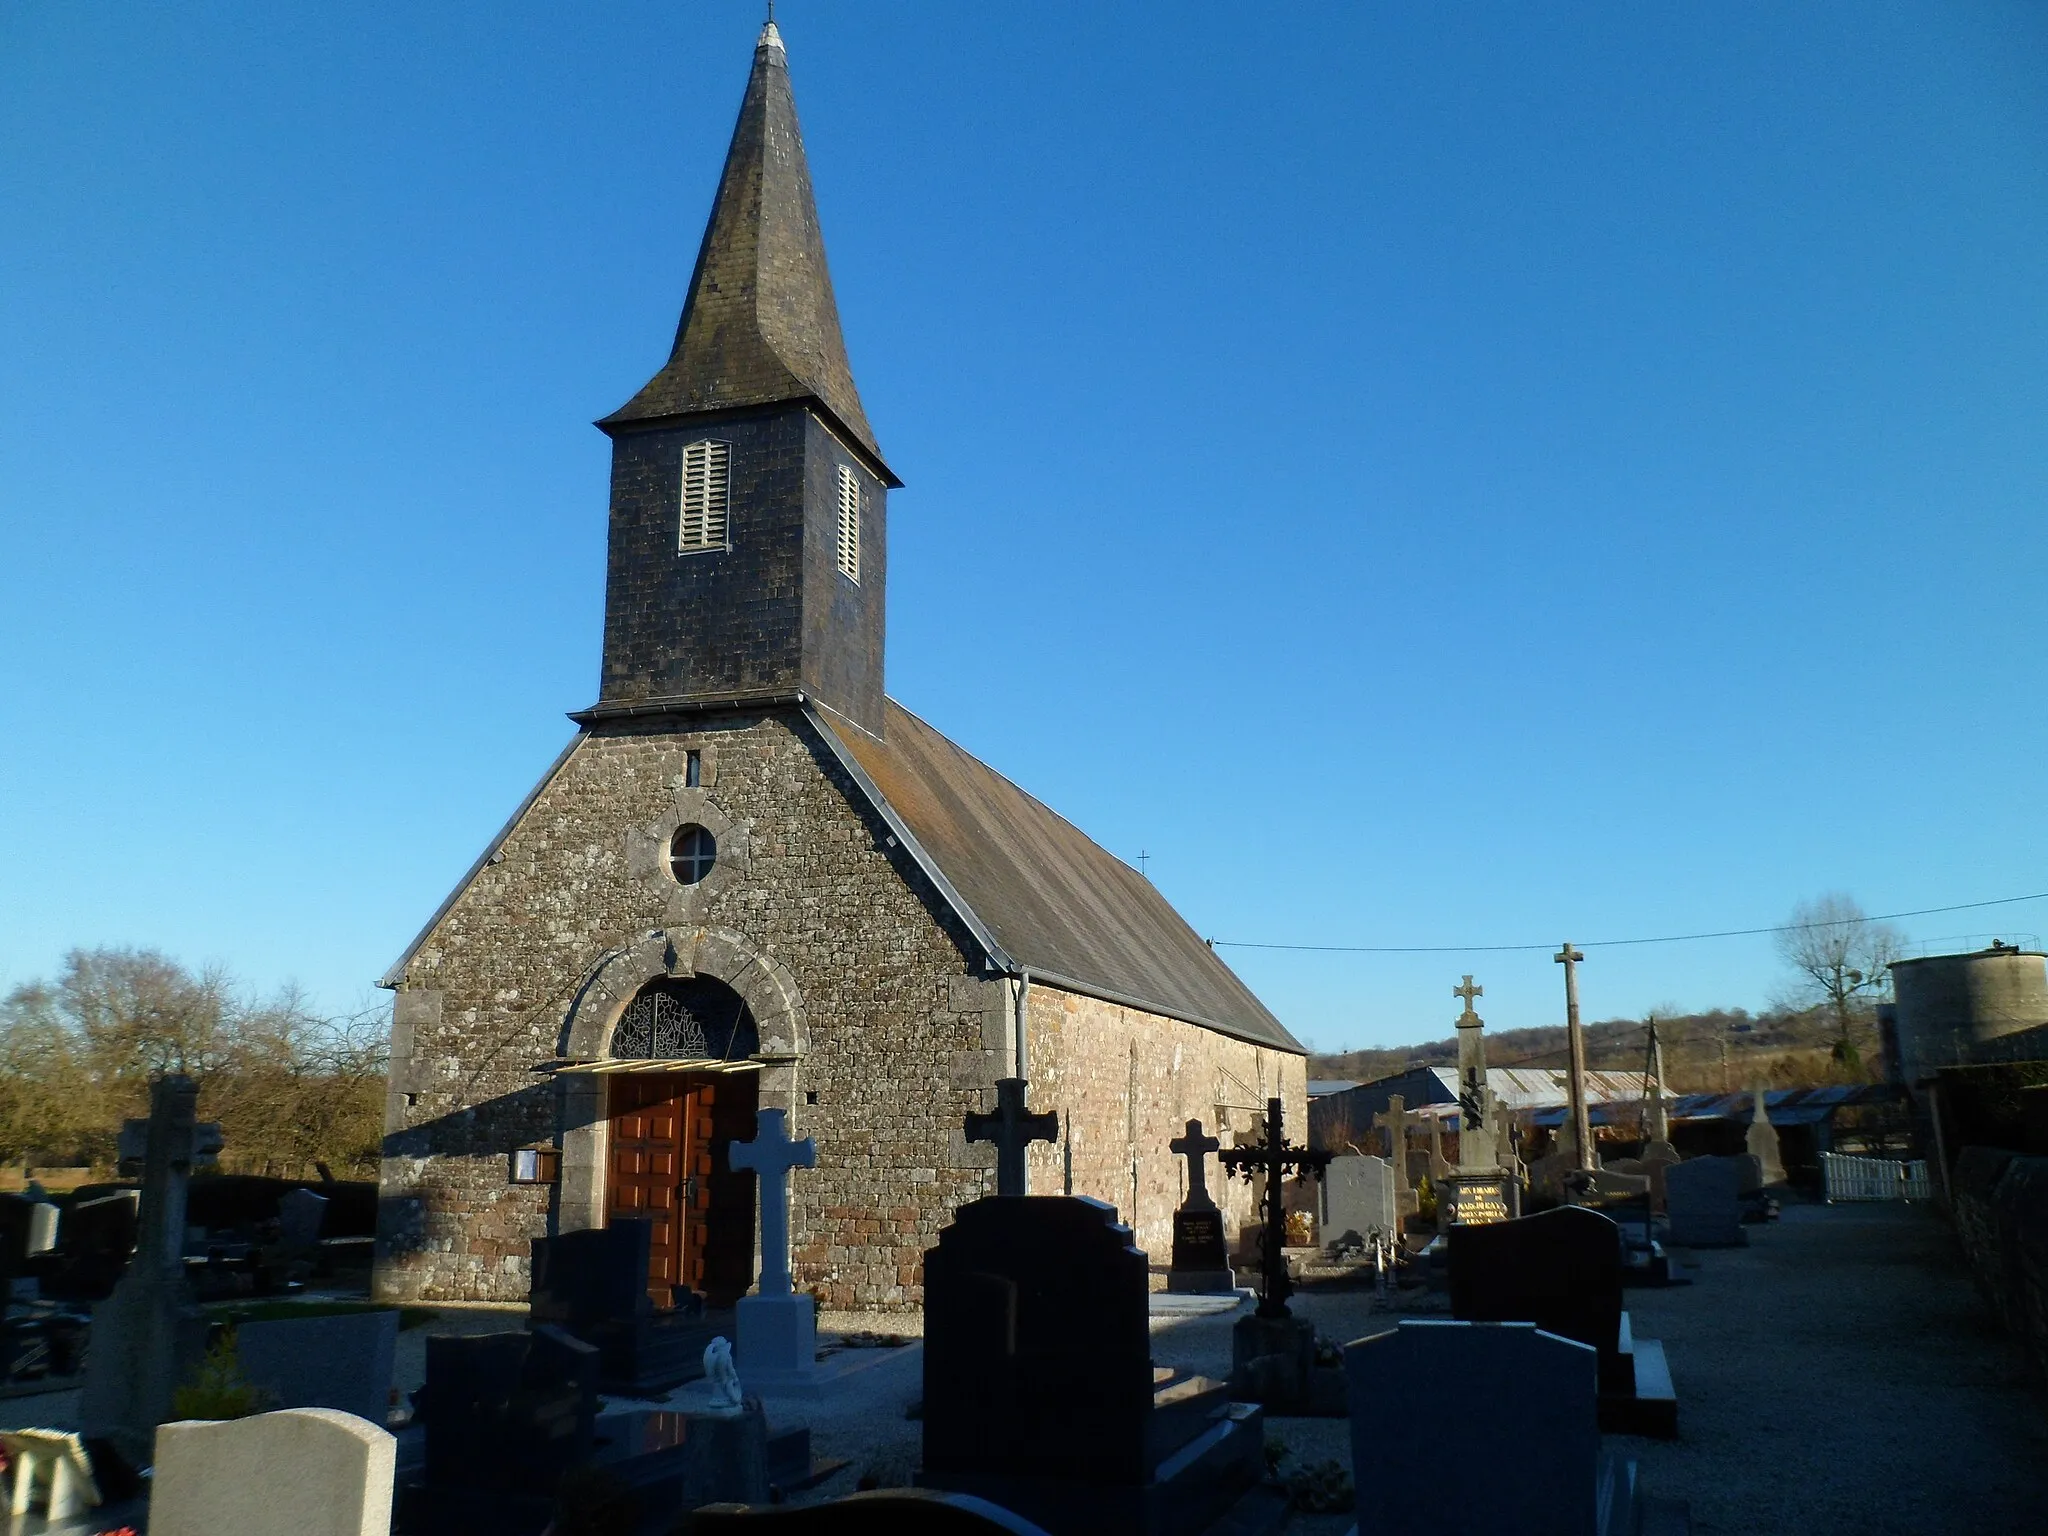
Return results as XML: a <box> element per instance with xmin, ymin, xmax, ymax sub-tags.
<box><xmin>204</xmin><ymin>1299</ymin><xmax>436</xmax><ymax>1330</ymax></box>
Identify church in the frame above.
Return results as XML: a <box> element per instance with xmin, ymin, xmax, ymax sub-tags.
<box><xmin>373</xmin><ymin>21</ymin><xmax>1306</xmax><ymax>1309</ymax></box>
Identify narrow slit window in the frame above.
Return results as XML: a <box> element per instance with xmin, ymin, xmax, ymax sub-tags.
<box><xmin>835</xmin><ymin>464</ymin><xmax>861</xmax><ymax>582</ymax></box>
<box><xmin>685</xmin><ymin>749</ymin><xmax>702</xmax><ymax>788</ymax></box>
<box><xmin>679</xmin><ymin>440</ymin><xmax>731</xmax><ymax>552</ymax></box>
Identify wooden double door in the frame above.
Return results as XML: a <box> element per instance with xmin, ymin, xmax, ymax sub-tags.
<box><xmin>605</xmin><ymin>1071</ymin><xmax>758</xmax><ymax>1308</ymax></box>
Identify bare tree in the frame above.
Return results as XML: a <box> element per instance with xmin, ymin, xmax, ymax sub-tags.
<box><xmin>1774</xmin><ymin>893</ymin><xmax>1904</xmax><ymax>1075</ymax></box>
<box><xmin>0</xmin><ymin>948</ymin><xmax>389</xmax><ymax>1177</ymax></box>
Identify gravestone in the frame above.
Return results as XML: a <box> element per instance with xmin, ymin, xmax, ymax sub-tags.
<box><xmin>1746</xmin><ymin>1086</ymin><xmax>1786</xmax><ymax>1186</ymax></box>
<box><xmin>79</xmin><ymin>1075</ymin><xmax>212</xmax><ymax>1465</ymax></box>
<box><xmin>400</xmin><ymin>1325</ymin><xmax>599</xmax><ymax>1536</ymax></box>
<box><xmin>237</xmin><ymin>1310</ymin><xmax>401</xmax><ymax>1425</ymax></box>
<box><xmin>278</xmin><ymin>1188</ymin><xmax>330</xmax><ymax>1250</ymax></box>
<box><xmin>1166</xmin><ymin>1120</ymin><xmax>1234</xmax><ymax>1294</ymax></box>
<box><xmin>1345</xmin><ymin>1321</ymin><xmax>1620</xmax><ymax>1536</ymax></box>
<box><xmin>151</xmin><ymin>1408</ymin><xmax>395</xmax><ymax>1536</ymax></box>
<box><xmin>920</xmin><ymin>1195</ymin><xmax>1263</xmax><ymax>1536</ymax></box>
<box><xmin>26</xmin><ymin>1199</ymin><xmax>59</xmax><ymax>1257</ymax></box>
<box><xmin>1323</xmin><ymin>1154</ymin><xmax>1397</xmax><ymax>1246</ymax></box>
<box><xmin>1447</xmin><ymin>1206</ymin><xmax>1677</xmax><ymax>1437</ymax></box>
<box><xmin>1372</xmin><ymin>1095</ymin><xmax>1422</xmax><ymax>1223</ymax></box>
<box><xmin>529</xmin><ymin>1221</ymin><xmax>709</xmax><ymax>1394</ymax></box>
<box><xmin>964</xmin><ymin>1078</ymin><xmax>1059</xmax><ymax>1196</ymax></box>
<box><xmin>1664</xmin><ymin>1158</ymin><xmax>1747</xmax><ymax>1248</ymax></box>
<box><xmin>0</xmin><ymin>1196</ymin><xmax>35</xmax><ymax>1280</ymax></box>
<box><xmin>730</xmin><ymin>1108</ymin><xmax>819</xmax><ymax>1390</ymax></box>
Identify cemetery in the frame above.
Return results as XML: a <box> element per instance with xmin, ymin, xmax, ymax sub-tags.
<box><xmin>5</xmin><ymin>11</ymin><xmax>2048</xmax><ymax>1536</ymax></box>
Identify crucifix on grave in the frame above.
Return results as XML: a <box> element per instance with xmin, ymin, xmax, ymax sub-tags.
<box><xmin>80</xmin><ymin>1074</ymin><xmax>215</xmax><ymax>1464</ymax></box>
<box><xmin>1373</xmin><ymin>1094</ymin><xmax>1420</xmax><ymax>1222</ymax></box>
<box><xmin>730</xmin><ymin>1106</ymin><xmax>820</xmax><ymax>1387</ymax></box>
<box><xmin>1439</xmin><ymin>975</ymin><xmax>1518</xmax><ymax>1225</ymax></box>
<box><xmin>1217</xmin><ymin>1097</ymin><xmax>1332</xmax><ymax>1319</ymax></box>
<box><xmin>965</xmin><ymin>1077</ymin><xmax>1059</xmax><ymax>1197</ymax></box>
<box><xmin>1166</xmin><ymin>1119</ymin><xmax>1234</xmax><ymax>1294</ymax></box>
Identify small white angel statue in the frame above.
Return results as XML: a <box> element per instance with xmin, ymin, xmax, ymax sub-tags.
<box><xmin>703</xmin><ymin>1335</ymin><xmax>744</xmax><ymax>1415</ymax></box>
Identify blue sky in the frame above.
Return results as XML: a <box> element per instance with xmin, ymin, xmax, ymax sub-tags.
<box><xmin>3</xmin><ymin>3</ymin><xmax>2045</xmax><ymax>1051</ymax></box>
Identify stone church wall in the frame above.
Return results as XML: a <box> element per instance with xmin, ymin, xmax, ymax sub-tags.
<box><xmin>378</xmin><ymin>708</ymin><xmax>1000</xmax><ymax>1306</ymax></box>
<box><xmin>376</xmin><ymin>704</ymin><xmax>1306</xmax><ymax>1308</ymax></box>
<box><xmin>1024</xmin><ymin>988</ymin><xmax>1309</xmax><ymax>1263</ymax></box>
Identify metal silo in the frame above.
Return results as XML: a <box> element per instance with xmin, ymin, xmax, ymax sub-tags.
<box><xmin>1888</xmin><ymin>942</ymin><xmax>2048</xmax><ymax>1088</ymax></box>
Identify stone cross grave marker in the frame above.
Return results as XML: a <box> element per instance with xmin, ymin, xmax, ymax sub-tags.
<box><xmin>1167</xmin><ymin>1119</ymin><xmax>1233</xmax><ymax>1293</ymax></box>
<box><xmin>730</xmin><ymin>1107</ymin><xmax>820</xmax><ymax>1388</ymax></box>
<box><xmin>1170</xmin><ymin>1119</ymin><xmax>1221</xmax><ymax>1209</ymax></box>
<box><xmin>1374</xmin><ymin>1094</ymin><xmax>1421</xmax><ymax>1219</ymax></box>
<box><xmin>151</xmin><ymin>1408</ymin><xmax>396</xmax><ymax>1536</ymax></box>
<box><xmin>1746</xmin><ymin>1084</ymin><xmax>1786</xmax><ymax>1185</ymax></box>
<box><xmin>79</xmin><ymin>1074</ymin><xmax>211</xmax><ymax>1464</ymax></box>
<box><xmin>1217</xmin><ymin>1096</ymin><xmax>1331</xmax><ymax>1318</ymax></box>
<box><xmin>1427</xmin><ymin>1114</ymin><xmax>1450</xmax><ymax>1182</ymax></box>
<box><xmin>965</xmin><ymin>1078</ymin><xmax>1059</xmax><ymax>1197</ymax></box>
<box><xmin>729</xmin><ymin>1108</ymin><xmax>814</xmax><ymax>1298</ymax></box>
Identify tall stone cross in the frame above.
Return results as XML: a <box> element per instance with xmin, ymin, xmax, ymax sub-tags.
<box><xmin>1555</xmin><ymin>942</ymin><xmax>1594</xmax><ymax>1172</ymax></box>
<box><xmin>1170</xmin><ymin>1119</ymin><xmax>1221</xmax><ymax>1210</ymax></box>
<box><xmin>730</xmin><ymin>1107</ymin><xmax>815</xmax><ymax>1297</ymax></box>
<box><xmin>1452</xmin><ymin>974</ymin><xmax>1492</xmax><ymax>1169</ymax></box>
<box><xmin>133</xmin><ymin>1074</ymin><xmax>205</xmax><ymax>1273</ymax></box>
<box><xmin>965</xmin><ymin>1077</ymin><xmax>1059</xmax><ymax>1197</ymax></box>
<box><xmin>1373</xmin><ymin>1094</ymin><xmax>1415</xmax><ymax>1188</ymax></box>
<box><xmin>1218</xmin><ymin>1097</ymin><xmax>1332</xmax><ymax>1319</ymax></box>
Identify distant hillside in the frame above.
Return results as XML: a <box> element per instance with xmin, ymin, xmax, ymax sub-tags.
<box><xmin>1310</xmin><ymin>1005</ymin><xmax>1878</xmax><ymax>1093</ymax></box>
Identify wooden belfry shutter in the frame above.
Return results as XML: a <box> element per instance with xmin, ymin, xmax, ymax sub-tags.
<box><xmin>835</xmin><ymin>464</ymin><xmax>860</xmax><ymax>581</ymax></box>
<box><xmin>679</xmin><ymin>440</ymin><xmax>731</xmax><ymax>551</ymax></box>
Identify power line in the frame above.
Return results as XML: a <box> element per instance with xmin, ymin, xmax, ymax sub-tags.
<box><xmin>1210</xmin><ymin>889</ymin><xmax>2048</xmax><ymax>956</ymax></box>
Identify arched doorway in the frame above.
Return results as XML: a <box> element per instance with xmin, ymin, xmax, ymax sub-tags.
<box><xmin>603</xmin><ymin>975</ymin><xmax>760</xmax><ymax>1307</ymax></box>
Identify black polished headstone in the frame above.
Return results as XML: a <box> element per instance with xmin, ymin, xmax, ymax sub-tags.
<box><xmin>417</xmin><ymin>1326</ymin><xmax>597</xmax><ymax>1494</ymax></box>
<box><xmin>1447</xmin><ymin>1206</ymin><xmax>1629</xmax><ymax>1394</ymax></box>
<box><xmin>0</xmin><ymin>1195</ymin><xmax>33</xmax><ymax>1280</ymax></box>
<box><xmin>531</xmin><ymin>1223</ymin><xmax>655</xmax><ymax>1325</ymax></box>
<box><xmin>923</xmin><ymin>1196</ymin><xmax>1152</xmax><ymax>1486</ymax></box>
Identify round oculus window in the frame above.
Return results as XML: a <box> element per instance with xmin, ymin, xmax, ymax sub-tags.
<box><xmin>668</xmin><ymin>824</ymin><xmax>717</xmax><ymax>886</ymax></box>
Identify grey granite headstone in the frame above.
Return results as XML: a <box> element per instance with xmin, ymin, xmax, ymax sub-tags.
<box><xmin>1324</xmin><ymin>1153</ymin><xmax>1397</xmax><ymax>1243</ymax></box>
<box><xmin>237</xmin><ymin>1310</ymin><xmax>401</xmax><ymax>1426</ymax></box>
<box><xmin>1345</xmin><ymin>1319</ymin><xmax>1607</xmax><ymax>1536</ymax></box>
<box><xmin>1664</xmin><ymin>1158</ymin><xmax>1746</xmax><ymax>1248</ymax></box>
<box><xmin>277</xmin><ymin>1188</ymin><xmax>330</xmax><ymax>1250</ymax></box>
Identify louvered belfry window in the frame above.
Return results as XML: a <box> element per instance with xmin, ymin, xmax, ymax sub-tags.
<box><xmin>835</xmin><ymin>464</ymin><xmax>861</xmax><ymax>582</ymax></box>
<box><xmin>678</xmin><ymin>439</ymin><xmax>731</xmax><ymax>552</ymax></box>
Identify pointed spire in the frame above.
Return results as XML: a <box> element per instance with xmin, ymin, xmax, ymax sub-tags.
<box><xmin>606</xmin><ymin>22</ymin><xmax>895</xmax><ymax>483</ymax></box>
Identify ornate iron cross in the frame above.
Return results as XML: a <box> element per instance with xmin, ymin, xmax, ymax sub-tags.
<box><xmin>1216</xmin><ymin>1096</ymin><xmax>1332</xmax><ymax>1318</ymax></box>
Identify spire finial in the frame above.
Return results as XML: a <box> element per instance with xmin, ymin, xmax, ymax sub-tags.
<box><xmin>760</xmin><ymin>3</ymin><xmax>783</xmax><ymax>53</ymax></box>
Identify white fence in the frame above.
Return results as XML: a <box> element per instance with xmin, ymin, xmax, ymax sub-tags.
<box><xmin>1821</xmin><ymin>1152</ymin><xmax>1933</xmax><ymax>1203</ymax></box>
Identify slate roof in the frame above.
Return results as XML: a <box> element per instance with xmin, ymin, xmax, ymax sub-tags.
<box><xmin>603</xmin><ymin>22</ymin><xmax>895</xmax><ymax>483</ymax></box>
<box><xmin>812</xmin><ymin>699</ymin><xmax>1304</xmax><ymax>1055</ymax></box>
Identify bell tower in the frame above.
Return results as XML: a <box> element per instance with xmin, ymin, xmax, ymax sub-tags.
<box><xmin>590</xmin><ymin>21</ymin><xmax>898</xmax><ymax>737</ymax></box>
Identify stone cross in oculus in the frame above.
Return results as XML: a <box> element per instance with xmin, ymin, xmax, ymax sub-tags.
<box><xmin>730</xmin><ymin>1107</ymin><xmax>814</xmax><ymax>1296</ymax></box>
<box><xmin>965</xmin><ymin>1077</ymin><xmax>1059</xmax><ymax>1197</ymax></box>
<box><xmin>1170</xmin><ymin>1119</ymin><xmax>1222</xmax><ymax>1210</ymax></box>
<box><xmin>1217</xmin><ymin>1096</ymin><xmax>1332</xmax><ymax>1318</ymax></box>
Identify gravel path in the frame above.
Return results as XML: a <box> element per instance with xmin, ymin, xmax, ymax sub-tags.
<box><xmin>1623</xmin><ymin>1202</ymin><xmax>2047</xmax><ymax>1535</ymax></box>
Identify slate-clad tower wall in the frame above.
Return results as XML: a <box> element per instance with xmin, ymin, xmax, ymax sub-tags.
<box><xmin>594</xmin><ymin>20</ymin><xmax>895</xmax><ymax>737</ymax></box>
<box><xmin>598</xmin><ymin>410</ymin><xmax>887</xmax><ymax>729</ymax></box>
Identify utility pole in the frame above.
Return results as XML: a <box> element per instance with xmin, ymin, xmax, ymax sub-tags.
<box><xmin>1555</xmin><ymin>943</ymin><xmax>1594</xmax><ymax>1172</ymax></box>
